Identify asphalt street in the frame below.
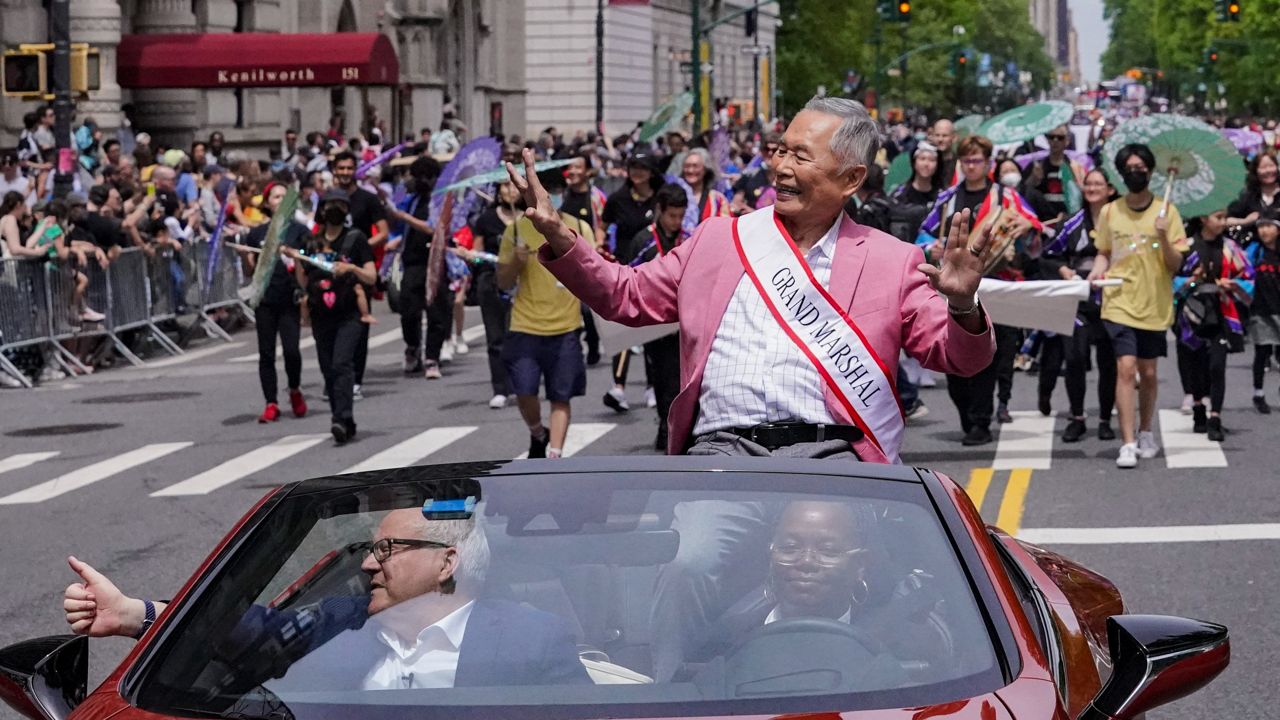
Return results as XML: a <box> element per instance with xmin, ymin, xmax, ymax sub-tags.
<box><xmin>0</xmin><ymin>304</ymin><xmax>1274</xmax><ymax>719</ymax></box>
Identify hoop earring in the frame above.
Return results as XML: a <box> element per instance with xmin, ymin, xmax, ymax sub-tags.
<box><xmin>851</xmin><ymin>577</ymin><xmax>869</xmax><ymax>606</ymax></box>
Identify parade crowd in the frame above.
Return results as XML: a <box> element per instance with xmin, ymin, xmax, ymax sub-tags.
<box><xmin>3</xmin><ymin>99</ymin><xmax>1278</xmax><ymax>470</ymax></box>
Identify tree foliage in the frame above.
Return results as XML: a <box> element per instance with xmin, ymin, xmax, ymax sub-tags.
<box><xmin>775</xmin><ymin>0</ymin><xmax>1056</xmax><ymax>117</ymax></box>
<box><xmin>1102</xmin><ymin>0</ymin><xmax>1280</xmax><ymax>115</ymax></box>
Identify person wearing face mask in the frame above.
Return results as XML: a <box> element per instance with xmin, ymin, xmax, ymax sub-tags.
<box><xmin>239</xmin><ymin>182</ymin><xmax>310</xmax><ymax>424</ymax></box>
<box><xmin>1087</xmin><ymin>144</ymin><xmax>1189</xmax><ymax>469</ymax></box>
<box><xmin>1246</xmin><ymin>212</ymin><xmax>1280</xmax><ymax>414</ymax></box>
<box><xmin>283</xmin><ymin>189</ymin><xmax>377</xmax><ymax>445</ymax></box>
<box><xmin>1173</xmin><ymin>208</ymin><xmax>1253</xmax><ymax>442</ymax></box>
<box><xmin>1038</xmin><ymin>169</ymin><xmax>1118</xmax><ymax>442</ymax></box>
<box><xmin>496</xmin><ymin>169</ymin><xmax>594</xmax><ymax>459</ymax></box>
<box><xmin>387</xmin><ymin>156</ymin><xmax>452</xmax><ymax>379</ymax></box>
<box><xmin>918</xmin><ymin>137</ymin><xmax>1041</xmax><ymax>443</ymax></box>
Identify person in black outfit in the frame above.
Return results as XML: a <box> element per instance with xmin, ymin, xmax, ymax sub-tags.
<box><xmin>1247</xmin><ymin>213</ymin><xmax>1280</xmax><ymax>413</ymax></box>
<box><xmin>243</xmin><ymin>182</ymin><xmax>311</xmax><ymax>424</ymax></box>
<box><xmin>468</xmin><ymin>181</ymin><xmax>518</xmax><ymax>407</ymax></box>
<box><xmin>1226</xmin><ymin>151</ymin><xmax>1280</xmax><ymax>241</ymax></box>
<box><xmin>888</xmin><ymin>141</ymin><xmax>944</xmax><ymax>243</ymax></box>
<box><xmin>843</xmin><ymin>163</ymin><xmax>891</xmax><ymax>232</ymax></box>
<box><xmin>1037</xmin><ymin>169</ymin><xmax>1117</xmax><ymax>442</ymax></box>
<box><xmin>331</xmin><ymin>150</ymin><xmax>388</xmax><ymax>398</ymax></box>
<box><xmin>385</xmin><ymin>156</ymin><xmax>454</xmax><ymax>379</ymax></box>
<box><xmin>624</xmin><ymin>184</ymin><xmax>688</xmax><ymax>450</ymax></box>
<box><xmin>285</xmin><ymin>189</ymin><xmax>377</xmax><ymax>445</ymax></box>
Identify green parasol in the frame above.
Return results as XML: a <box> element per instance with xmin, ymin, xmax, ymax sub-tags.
<box><xmin>637</xmin><ymin>92</ymin><xmax>694</xmax><ymax>145</ymax></box>
<box><xmin>978</xmin><ymin>101</ymin><xmax>1074</xmax><ymax>144</ymax></box>
<box><xmin>432</xmin><ymin>158</ymin><xmax>575</xmax><ymax>195</ymax></box>
<box><xmin>954</xmin><ymin>114</ymin><xmax>985</xmax><ymax>138</ymax></box>
<box><xmin>885</xmin><ymin>152</ymin><xmax>912</xmax><ymax>193</ymax></box>
<box><xmin>1103</xmin><ymin>114</ymin><xmax>1245</xmax><ymax>219</ymax></box>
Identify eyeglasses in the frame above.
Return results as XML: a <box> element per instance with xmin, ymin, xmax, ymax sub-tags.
<box><xmin>770</xmin><ymin>542</ymin><xmax>866</xmax><ymax>566</ymax></box>
<box><xmin>359</xmin><ymin>538</ymin><xmax>452</xmax><ymax>563</ymax></box>
<box><xmin>960</xmin><ymin>158</ymin><xmax>987</xmax><ymax>167</ymax></box>
<box><xmin>1046</xmin><ymin>134</ymin><xmax>1068</xmax><ymax>141</ymax></box>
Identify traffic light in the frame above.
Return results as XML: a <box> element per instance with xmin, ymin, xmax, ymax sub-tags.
<box><xmin>952</xmin><ymin>49</ymin><xmax>969</xmax><ymax>76</ymax></box>
<box><xmin>1228</xmin><ymin>1</ymin><xmax>1241</xmax><ymax>21</ymax></box>
<box><xmin>1205</xmin><ymin>45</ymin><xmax>1219</xmax><ymax>65</ymax></box>
<box><xmin>0</xmin><ymin>43</ymin><xmax>98</xmax><ymax>97</ymax></box>
<box><xmin>2</xmin><ymin>50</ymin><xmax>45</xmax><ymax>97</ymax></box>
<box><xmin>896</xmin><ymin>1</ymin><xmax>911</xmax><ymax>22</ymax></box>
<box><xmin>744</xmin><ymin>8</ymin><xmax>757</xmax><ymax>37</ymax></box>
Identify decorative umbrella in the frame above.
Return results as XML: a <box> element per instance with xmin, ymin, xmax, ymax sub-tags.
<box><xmin>247</xmin><ymin>186</ymin><xmax>299</xmax><ymax>308</ymax></box>
<box><xmin>978</xmin><ymin>101</ymin><xmax>1074</xmax><ymax>144</ymax></box>
<box><xmin>1222</xmin><ymin>128</ymin><xmax>1265</xmax><ymax>156</ymax></box>
<box><xmin>885</xmin><ymin>151</ymin><xmax>912</xmax><ymax>192</ymax></box>
<box><xmin>955</xmin><ymin>114</ymin><xmax>985</xmax><ymax>138</ymax></box>
<box><xmin>1104</xmin><ymin>114</ymin><xmax>1245</xmax><ymax>219</ymax></box>
<box><xmin>1013</xmin><ymin>149</ymin><xmax>1095</xmax><ymax>172</ymax></box>
<box><xmin>429</xmin><ymin>137</ymin><xmax>502</xmax><ymax>235</ymax></box>
<box><xmin>432</xmin><ymin>157</ymin><xmax>575</xmax><ymax>196</ymax></box>
<box><xmin>637</xmin><ymin>92</ymin><xmax>694</xmax><ymax>145</ymax></box>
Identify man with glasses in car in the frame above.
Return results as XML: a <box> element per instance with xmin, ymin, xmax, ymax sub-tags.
<box><xmin>60</xmin><ymin>508</ymin><xmax>589</xmax><ymax>689</ymax></box>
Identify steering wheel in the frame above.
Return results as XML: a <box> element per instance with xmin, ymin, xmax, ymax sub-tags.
<box><xmin>718</xmin><ymin>617</ymin><xmax>879</xmax><ymax>698</ymax></box>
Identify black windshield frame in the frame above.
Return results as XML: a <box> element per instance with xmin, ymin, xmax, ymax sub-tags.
<box><xmin>120</xmin><ymin>458</ymin><xmax>1021</xmax><ymax>718</ymax></box>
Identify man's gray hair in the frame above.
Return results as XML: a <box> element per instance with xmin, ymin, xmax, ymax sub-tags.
<box><xmin>412</xmin><ymin>513</ymin><xmax>490</xmax><ymax>591</ymax></box>
<box><xmin>803</xmin><ymin>96</ymin><xmax>882</xmax><ymax>174</ymax></box>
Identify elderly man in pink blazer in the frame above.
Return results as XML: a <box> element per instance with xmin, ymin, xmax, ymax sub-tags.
<box><xmin>508</xmin><ymin>96</ymin><xmax>996</xmax><ymax>679</ymax></box>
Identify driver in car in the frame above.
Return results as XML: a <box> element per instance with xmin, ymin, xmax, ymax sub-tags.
<box><xmin>61</xmin><ymin>508</ymin><xmax>590</xmax><ymax>690</ymax></box>
<box><xmin>690</xmin><ymin>501</ymin><xmax>951</xmax><ymax>679</ymax></box>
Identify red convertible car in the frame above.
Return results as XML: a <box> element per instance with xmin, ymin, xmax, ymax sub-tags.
<box><xmin>0</xmin><ymin>457</ymin><xmax>1228</xmax><ymax>720</ymax></box>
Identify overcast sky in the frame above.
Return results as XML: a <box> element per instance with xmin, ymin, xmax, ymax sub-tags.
<box><xmin>1069</xmin><ymin>0</ymin><xmax>1108</xmax><ymax>83</ymax></box>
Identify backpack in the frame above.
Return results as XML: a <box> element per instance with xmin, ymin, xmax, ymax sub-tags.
<box><xmin>1180</xmin><ymin>283</ymin><xmax>1223</xmax><ymax>339</ymax></box>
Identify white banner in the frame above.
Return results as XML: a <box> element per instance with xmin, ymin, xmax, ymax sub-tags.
<box><xmin>976</xmin><ymin>278</ymin><xmax>1116</xmax><ymax>334</ymax></box>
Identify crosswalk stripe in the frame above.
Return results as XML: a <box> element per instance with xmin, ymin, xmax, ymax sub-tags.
<box><xmin>964</xmin><ymin>467</ymin><xmax>994</xmax><ymax>512</ymax></box>
<box><xmin>515</xmin><ymin>422</ymin><xmax>616</xmax><ymax>459</ymax></box>
<box><xmin>462</xmin><ymin>324</ymin><xmax>486</xmax><ymax>343</ymax></box>
<box><xmin>144</xmin><ymin>342</ymin><xmax>248</xmax><ymax>369</ymax></box>
<box><xmin>152</xmin><ymin>434</ymin><xmax>329</xmax><ymax>497</ymax></box>
<box><xmin>995</xmin><ymin>468</ymin><xmax>1033</xmax><ymax>534</ymax></box>
<box><xmin>343</xmin><ymin>426</ymin><xmax>479</xmax><ymax>474</ymax></box>
<box><xmin>0</xmin><ymin>443</ymin><xmax>192</xmax><ymax>505</ymax></box>
<box><xmin>0</xmin><ymin>452</ymin><xmax>61</xmax><ymax>477</ymax></box>
<box><xmin>993</xmin><ymin>411</ymin><xmax>1055</xmax><ymax>470</ymax></box>
<box><xmin>1157</xmin><ymin>409</ymin><xmax>1228</xmax><ymax>469</ymax></box>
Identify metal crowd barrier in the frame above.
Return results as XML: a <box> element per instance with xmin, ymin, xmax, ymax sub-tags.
<box><xmin>186</xmin><ymin>238</ymin><xmax>255</xmax><ymax>342</ymax></box>
<box><xmin>110</xmin><ymin>247</ymin><xmax>183</xmax><ymax>357</ymax></box>
<box><xmin>0</xmin><ymin>258</ymin><xmax>48</xmax><ymax>387</ymax></box>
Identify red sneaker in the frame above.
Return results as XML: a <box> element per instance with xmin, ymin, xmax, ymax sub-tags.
<box><xmin>289</xmin><ymin>389</ymin><xmax>308</xmax><ymax>418</ymax></box>
<box><xmin>258</xmin><ymin>402</ymin><xmax>281</xmax><ymax>423</ymax></box>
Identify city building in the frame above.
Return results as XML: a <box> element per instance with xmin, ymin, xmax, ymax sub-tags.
<box><xmin>1028</xmin><ymin>0</ymin><xmax>1080</xmax><ymax>85</ymax></box>
<box><xmin>525</xmin><ymin>0</ymin><xmax>779</xmax><ymax>137</ymax></box>
<box><xmin>0</xmin><ymin>0</ymin><xmax>527</xmax><ymax>153</ymax></box>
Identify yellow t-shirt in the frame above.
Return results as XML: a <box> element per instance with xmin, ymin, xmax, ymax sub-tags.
<box><xmin>498</xmin><ymin>214</ymin><xmax>592</xmax><ymax>336</ymax></box>
<box><xmin>1094</xmin><ymin>198</ymin><xmax>1189</xmax><ymax>331</ymax></box>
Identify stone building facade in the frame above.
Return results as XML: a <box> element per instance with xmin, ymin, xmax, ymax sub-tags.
<box><xmin>0</xmin><ymin>0</ymin><xmax>527</xmax><ymax>153</ymax></box>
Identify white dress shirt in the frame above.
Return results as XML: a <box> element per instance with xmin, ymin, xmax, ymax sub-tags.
<box><xmin>363</xmin><ymin>599</ymin><xmax>475</xmax><ymax>690</ymax></box>
<box><xmin>692</xmin><ymin>215</ymin><xmax>843</xmax><ymax>436</ymax></box>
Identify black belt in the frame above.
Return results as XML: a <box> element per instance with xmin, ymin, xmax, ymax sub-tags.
<box><xmin>729</xmin><ymin>422</ymin><xmax>864</xmax><ymax>449</ymax></box>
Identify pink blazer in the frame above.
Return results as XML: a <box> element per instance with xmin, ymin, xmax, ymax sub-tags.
<box><xmin>539</xmin><ymin>213</ymin><xmax>996</xmax><ymax>462</ymax></box>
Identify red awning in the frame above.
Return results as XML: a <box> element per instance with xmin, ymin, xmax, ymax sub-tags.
<box><xmin>117</xmin><ymin>32</ymin><xmax>399</xmax><ymax>89</ymax></box>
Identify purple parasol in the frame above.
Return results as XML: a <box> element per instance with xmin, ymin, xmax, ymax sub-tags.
<box><xmin>1222</xmin><ymin>128</ymin><xmax>1265</xmax><ymax>155</ymax></box>
<box><xmin>430</xmin><ymin>137</ymin><xmax>503</xmax><ymax>235</ymax></box>
<box><xmin>1013</xmin><ymin>149</ymin><xmax>1094</xmax><ymax>172</ymax></box>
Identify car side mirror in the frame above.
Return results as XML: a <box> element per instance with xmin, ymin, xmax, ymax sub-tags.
<box><xmin>0</xmin><ymin>635</ymin><xmax>88</xmax><ymax>720</ymax></box>
<box><xmin>1077</xmin><ymin>614</ymin><xmax>1228</xmax><ymax>720</ymax></box>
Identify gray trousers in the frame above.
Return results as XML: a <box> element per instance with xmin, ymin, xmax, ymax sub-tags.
<box><xmin>649</xmin><ymin>431</ymin><xmax>857</xmax><ymax>681</ymax></box>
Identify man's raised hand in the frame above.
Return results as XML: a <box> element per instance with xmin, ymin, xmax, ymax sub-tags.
<box><xmin>64</xmin><ymin>555</ymin><xmax>139</xmax><ymax>638</ymax></box>
<box><xmin>505</xmin><ymin>148</ymin><xmax>574</xmax><ymax>254</ymax></box>
<box><xmin>916</xmin><ymin>208</ymin><xmax>990</xmax><ymax>304</ymax></box>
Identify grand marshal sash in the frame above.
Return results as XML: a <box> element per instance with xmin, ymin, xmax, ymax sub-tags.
<box><xmin>733</xmin><ymin>207</ymin><xmax>904</xmax><ymax>462</ymax></box>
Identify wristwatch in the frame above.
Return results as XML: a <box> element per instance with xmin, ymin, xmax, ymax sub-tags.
<box><xmin>133</xmin><ymin>599</ymin><xmax>157</xmax><ymax>639</ymax></box>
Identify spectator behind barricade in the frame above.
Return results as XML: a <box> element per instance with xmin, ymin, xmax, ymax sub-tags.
<box><xmin>75</xmin><ymin>118</ymin><xmax>102</xmax><ymax>175</ymax></box>
<box><xmin>190</xmin><ymin>141</ymin><xmax>208</xmax><ymax>171</ymax></box>
<box><xmin>101</xmin><ymin>139</ymin><xmax>122</xmax><ymax>171</ymax></box>
<box><xmin>80</xmin><ymin>184</ymin><xmax>130</xmax><ymax>263</ymax></box>
<box><xmin>162</xmin><ymin>149</ymin><xmax>198</xmax><ymax>209</ymax></box>
<box><xmin>229</xmin><ymin>178</ymin><xmax>265</xmax><ymax>229</ymax></box>
<box><xmin>0</xmin><ymin>191</ymin><xmax>45</xmax><ymax>388</ymax></box>
<box><xmin>282</xmin><ymin>128</ymin><xmax>301</xmax><ymax>168</ymax></box>
<box><xmin>0</xmin><ymin>151</ymin><xmax>31</xmax><ymax>206</ymax></box>
<box><xmin>29</xmin><ymin>198</ymin><xmax>103</xmax><ymax>323</ymax></box>
<box><xmin>207</xmin><ymin>131</ymin><xmax>225</xmax><ymax>168</ymax></box>
<box><xmin>33</xmin><ymin>105</ymin><xmax>56</xmax><ymax>154</ymax></box>
<box><xmin>18</xmin><ymin>111</ymin><xmax>43</xmax><ymax>167</ymax></box>
<box><xmin>1</xmin><ymin>191</ymin><xmax>43</xmax><ymax>261</ymax></box>
<box><xmin>198</xmin><ymin>164</ymin><xmax>226</xmax><ymax>232</ymax></box>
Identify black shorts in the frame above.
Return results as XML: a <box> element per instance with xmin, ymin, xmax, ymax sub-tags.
<box><xmin>1104</xmin><ymin>320</ymin><xmax>1168</xmax><ymax>359</ymax></box>
<box><xmin>502</xmin><ymin>330</ymin><xmax>586</xmax><ymax>402</ymax></box>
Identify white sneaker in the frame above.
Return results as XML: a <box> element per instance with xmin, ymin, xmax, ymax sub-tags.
<box><xmin>1116</xmin><ymin>443</ymin><xmax>1139</xmax><ymax>469</ymax></box>
<box><xmin>454</xmin><ymin>337</ymin><xmax>469</xmax><ymax>355</ymax></box>
<box><xmin>37</xmin><ymin>366</ymin><xmax>66</xmax><ymax>382</ymax></box>
<box><xmin>488</xmin><ymin>393</ymin><xmax>507</xmax><ymax>409</ymax></box>
<box><xmin>645</xmin><ymin>386</ymin><xmax>657</xmax><ymax>408</ymax></box>
<box><xmin>1137</xmin><ymin>431</ymin><xmax>1159</xmax><ymax>459</ymax></box>
<box><xmin>603</xmin><ymin>386</ymin><xmax>630</xmax><ymax>412</ymax></box>
<box><xmin>353</xmin><ymin>384</ymin><xmax>364</xmax><ymax>401</ymax></box>
<box><xmin>0</xmin><ymin>372</ymin><xmax>24</xmax><ymax>389</ymax></box>
<box><xmin>440</xmin><ymin>343</ymin><xmax>454</xmax><ymax>363</ymax></box>
<box><xmin>1180</xmin><ymin>394</ymin><xmax>1194</xmax><ymax>415</ymax></box>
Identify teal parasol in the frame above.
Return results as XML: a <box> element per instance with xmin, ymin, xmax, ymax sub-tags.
<box><xmin>637</xmin><ymin>92</ymin><xmax>694</xmax><ymax>145</ymax></box>
<box><xmin>978</xmin><ymin>101</ymin><xmax>1074</xmax><ymax>144</ymax></box>
<box><xmin>1103</xmin><ymin>114</ymin><xmax>1245</xmax><ymax>219</ymax></box>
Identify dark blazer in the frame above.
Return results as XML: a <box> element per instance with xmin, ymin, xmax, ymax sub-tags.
<box><xmin>236</xmin><ymin>596</ymin><xmax>590</xmax><ymax>691</ymax></box>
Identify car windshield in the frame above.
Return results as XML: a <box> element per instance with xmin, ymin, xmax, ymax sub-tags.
<box><xmin>130</xmin><ymin>463</ymin><xmax>1005</xmax><ymax>719</ymax></box>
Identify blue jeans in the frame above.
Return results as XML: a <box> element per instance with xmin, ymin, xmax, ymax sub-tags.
<box><xmin>897</xmin><ymin>364</ymin><xmax>918</xmax><ymax>408</ymax></box>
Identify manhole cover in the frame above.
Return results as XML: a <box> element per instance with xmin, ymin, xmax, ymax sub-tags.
<box><xmin>79</xmin><ymin>391</ymin><xmax>201</xmax><ymax>405</ymax></box>
<box><xmin>222</xmin><ymin>414</ymin><xmax>259</xmax><ymax>426</ymax></box>
<box><xmin>7</xmin><ymin>422</ymin><xmax>123</xmax><ymax>437</ymax></box>
<box><xmin>438</xmin><ymin>399</ymin><xmax>470</xmax><ymax>411</ymax></box>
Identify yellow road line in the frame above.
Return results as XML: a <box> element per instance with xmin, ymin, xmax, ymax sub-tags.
<box><xmin>996</xmin><ymin>468</ymin><xmax>1033</xmax><ymax>534</ymax></box>
<box><xmin>965</xmin><ymin>467</ymin><xmax>994</xmax><ymax>512</ymax></box>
